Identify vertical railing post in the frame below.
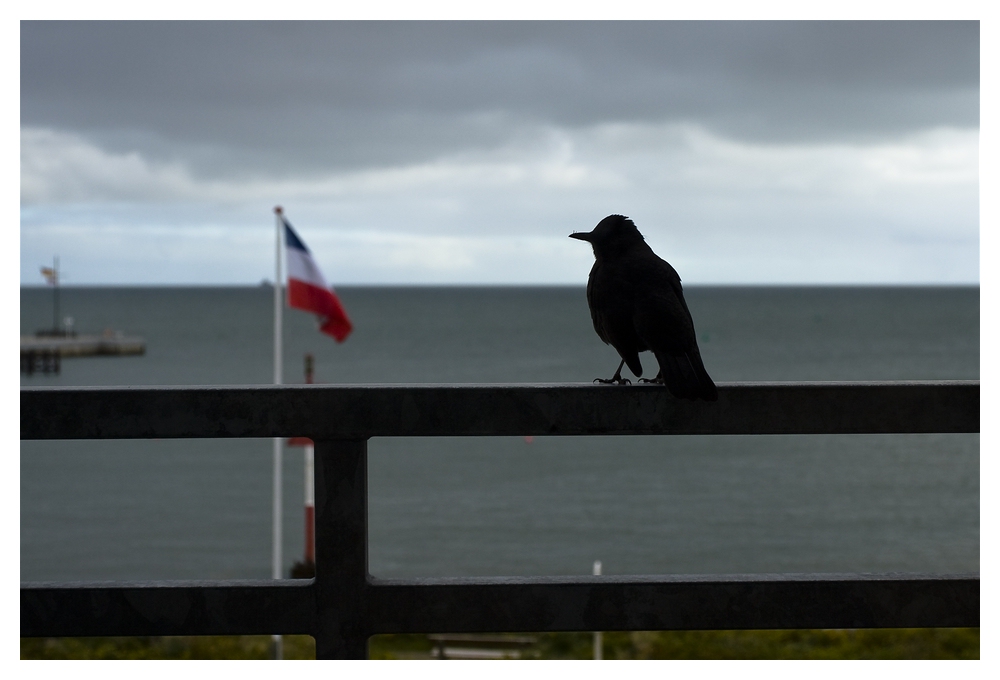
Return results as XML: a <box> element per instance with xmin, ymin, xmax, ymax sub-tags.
<box><xmin>313</xmin><ymin>439</ymin><xmax>370</xmax><ymax>659</ymax></box>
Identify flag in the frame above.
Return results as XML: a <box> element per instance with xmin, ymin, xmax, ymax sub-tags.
<box><xmin>283</xmin><ymin>219</ymin><xmax>353</xmax><ymax>342</ymax></box>
<box><xmin>40</xmin><ymin>266</ymin><xmax>57</xmax><ymax>285</ymax></box>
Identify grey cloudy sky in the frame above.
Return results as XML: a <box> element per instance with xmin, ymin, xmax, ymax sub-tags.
<box><xmin>20</xmin><ymin>20</ymin><xmax>980</xmax><ymax>285</ymax></box>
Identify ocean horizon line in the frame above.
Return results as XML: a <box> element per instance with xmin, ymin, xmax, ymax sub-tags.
<box><xmin>19</xmin><ymin>282</ymin><xmax>982</xmax><ymax>290</ymax></box>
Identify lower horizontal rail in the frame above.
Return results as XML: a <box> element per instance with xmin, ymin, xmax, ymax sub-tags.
<box><xmin>368</xmin><ymin>573</ymin><xmax>979</xmax><ymax>633</ymax></box>
<box><xmin>20</xmin><ymin>580</ymin><xmax>316</xmax><ymax>638</ymax></box>
<box><xmin>21</xmin><ymin>573</ymin><xmax>978</xmax><ymax>638</ymax></box>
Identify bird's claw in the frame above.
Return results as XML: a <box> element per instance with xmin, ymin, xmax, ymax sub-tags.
<box><xmin>638</xmin><ymin>377</ymin><xmax>663</xmax><ymax>384</ymax></box>
<box><xmin>594</xmin><ymin>377</ymin><xmax>631</xmax><ymax>385</ymax></box>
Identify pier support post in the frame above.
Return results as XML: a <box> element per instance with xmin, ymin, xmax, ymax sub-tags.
<box><xmin>313</xmin><ymin>439</ymin><xmax>369</xmax><ymax>659</ymax></box>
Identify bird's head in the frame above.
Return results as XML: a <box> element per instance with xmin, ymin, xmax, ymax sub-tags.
<box><xmin>569</xmin><ymin>214</ymin><xmax>645</xmax><ymax>259</ymax></box>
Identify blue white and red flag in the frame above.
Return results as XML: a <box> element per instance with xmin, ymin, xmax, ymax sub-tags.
<box><xmin>282</xmin><ymin>219</ymin><xmax>353</xmax><ymax>342</ymax></box>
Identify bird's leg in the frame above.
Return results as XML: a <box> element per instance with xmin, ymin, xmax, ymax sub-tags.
<box><xmin>638</xmin><ymin>371</ymin><xmax>664</xmax><ymax>384</ymax></box>
<box><xmin>595</xmin><ymin>358</ymin><xmax>631</xmax><ymax>385</ymax></box>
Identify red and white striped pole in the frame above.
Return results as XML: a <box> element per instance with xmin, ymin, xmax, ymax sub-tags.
<box><xmin>287</xmin><ymin>353</ymin><xmax>316</xmax><ymax>575</ymax></box>
<box><xmin>303</xmin><ymin>444</ymin><xmax>315</xmax><ymax>565</ymax></box>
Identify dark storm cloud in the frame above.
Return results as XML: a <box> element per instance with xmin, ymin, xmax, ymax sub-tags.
<box><xmin>21</xmin><ymin>20</ymin><xmax>979</xmax><ymax>176</ymax></box>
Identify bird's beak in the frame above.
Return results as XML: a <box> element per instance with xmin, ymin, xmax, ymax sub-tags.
<box><xmin>569</xmin><ymin>232</ymin><xmax>593</xmax><ymax>242</ymax></box>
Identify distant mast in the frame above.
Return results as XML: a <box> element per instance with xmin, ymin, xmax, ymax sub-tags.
<box><xmin>40</xmin><ymin>256</ymin><xmax>60</xmax><ymax>335</ymax></box>
<box><xmin>52</xmin><ymin>257</ymin><xmax>59</xmax><ymax>333</ymax></box>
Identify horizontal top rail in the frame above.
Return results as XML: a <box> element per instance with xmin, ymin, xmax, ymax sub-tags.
<box><xmin>21</xmin><ymin>381</ymin><xmax>978</xmax><ymax>440</ymax></box>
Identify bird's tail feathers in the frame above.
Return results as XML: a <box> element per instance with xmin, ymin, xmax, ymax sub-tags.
<box><xmin>655</xmin><ymin>351</ymin><xmax>718</xmax><ymax>401</ymax></box>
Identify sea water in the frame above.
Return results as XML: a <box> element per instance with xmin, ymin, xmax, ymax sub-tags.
<box><xmin>20</xmin><ymin>286</ymin><xmax>979</xmax><ymax>580</ymax></box>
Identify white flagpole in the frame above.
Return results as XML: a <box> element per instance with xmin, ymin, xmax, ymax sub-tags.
<box><xmin>272</xmin><ymin>206</ymin><xmax>285</xmax><ymax>659</ymax></box>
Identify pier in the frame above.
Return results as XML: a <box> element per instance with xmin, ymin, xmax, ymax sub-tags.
<box><xmin>21</xmin><ymin>332</ymin><xmax>145</xmax><ymax>374</ymax></box>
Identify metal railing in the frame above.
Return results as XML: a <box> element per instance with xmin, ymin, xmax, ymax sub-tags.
<box><xmin>20</xmin><ymin>381</ymin><xmax>980</xmax><ymax>658</ymax></box>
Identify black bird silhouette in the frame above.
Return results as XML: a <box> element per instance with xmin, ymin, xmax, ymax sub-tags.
<box><xmin>570</xmin><ymin>214</ymin><xmax>718</xmax><ymax>401</ymax></box>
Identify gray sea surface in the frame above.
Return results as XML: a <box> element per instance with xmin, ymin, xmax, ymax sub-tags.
<box><xmin>20</xmin><ymin>286</ymin><xmax>979</xmax><ymax>581</ymax></box>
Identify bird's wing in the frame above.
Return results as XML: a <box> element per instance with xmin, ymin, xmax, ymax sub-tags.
<box><xmin>630</xmin><ymin>251</ymin><xmax>718</xmax><ymax>400</ymax></box>
<box><xmin>630</xmin><ymin>254</ymin><xmax>699</xmax><ymax>354</ymax></box>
